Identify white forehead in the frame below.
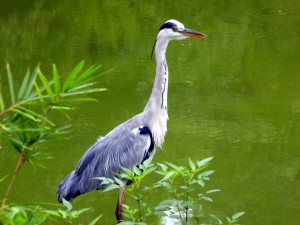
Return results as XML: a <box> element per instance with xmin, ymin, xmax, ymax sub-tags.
<box><xmin>165</xmin><ymin>19</ymin><xmax>185</xmax><ymax>28</ymax></box>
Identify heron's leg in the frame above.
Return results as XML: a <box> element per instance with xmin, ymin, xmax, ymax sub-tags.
<box><xmin>115</xmin><ymin>185</ymin><xmax>126</xmax><ymax>222</ymax></box>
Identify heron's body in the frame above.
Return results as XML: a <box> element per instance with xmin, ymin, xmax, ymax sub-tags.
<box><xmin>56</xmin><ymin>19</ymin><xmax>205</xmax><ymax>222</ymax></box>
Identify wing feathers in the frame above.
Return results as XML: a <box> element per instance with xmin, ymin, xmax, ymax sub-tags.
<box><xmin>56</xmin><ymin>122</ymin><xmax>155</xmax><ymax>202</ymax></box>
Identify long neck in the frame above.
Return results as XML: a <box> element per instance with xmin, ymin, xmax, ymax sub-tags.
<box><xmin>144</xmin><ymin>35</ymin><xmax>170</xmax><ymax>148</ymax></box>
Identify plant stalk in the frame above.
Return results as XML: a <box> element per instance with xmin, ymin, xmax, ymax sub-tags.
<box><xmin>0</xmin><ymin>149</ymin><xmax>26</xmax><ymax>210</ymax></box>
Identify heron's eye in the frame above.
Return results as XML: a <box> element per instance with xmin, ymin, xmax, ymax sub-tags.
<box><xmin>172</xmin><ymin>27</ymin><xmax>178</xmax><ymax>32</ymax></box>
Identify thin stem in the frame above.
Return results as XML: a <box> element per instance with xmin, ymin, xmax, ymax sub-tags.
<box><xmin>135</xmin><ymin>181</ymin><xmax>142</xmax><ymax>222</ymax></box>
<box><xmin>169</xmin><ymin>179</ymin><xmax>184</xmax><ymax>222</ymax></box>
<box><xmin>137</xmin><ymin>198</ymin><xmax>142</xmax><ymax>221</ymax></box>
<box><xmin>0</xmin><ymin>101</ymin><xmax>24</xmax><ymax>117</ymax></box>
<box><xmin>0</xmin><ymin>149</ymin><xmax>26</xmax><ymax>210</ymax></box>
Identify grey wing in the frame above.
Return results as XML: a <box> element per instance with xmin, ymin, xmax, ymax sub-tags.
<box><xmin>69</xmin><ymin>126</ymin><xmax>152</xmax><ymax>195</ymax></box>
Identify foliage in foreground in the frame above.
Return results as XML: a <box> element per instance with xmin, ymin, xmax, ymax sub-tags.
<box><xmin>0</xmin><ymin>61</ymin><xmax>108</xmax><ymax>224</ymax></box>
<box><xmin>0</xmin><ymin>199</ymin><xmax>101</xmax><ymax>225</ymax></box>
<box><xmin>0</xmin><ymin>62</ymin><xmax>244</xmax><ymax>224</ymax></box>
<box><xmin>99</xmin><ymin>158</ymin><xmax>245</xmax><ymax>225</ymax></box>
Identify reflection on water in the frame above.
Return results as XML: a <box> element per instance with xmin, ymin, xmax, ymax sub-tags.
<box><xmin>0</xmin><ymin>0</ymin><xmax>300</xmax><ymax>225</ymax></box>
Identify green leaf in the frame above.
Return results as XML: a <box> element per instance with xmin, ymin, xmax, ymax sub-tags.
<box><xmin>74</xmin><ymin>208</ymin><xmax>90</xmax><ymax>216</ymax></box>
<box><xmin>6</xmin><ymin>63</ymin><xmax>16</xmax><ymax>104</ymax></box>
<box><xmin>210</xmin><ymin>214</ymin><xmax>223</xmax><ymax>225</ymax></box>
<box><xmin>17</xmin><ymin>68</ymin><xmax>30</xmax><ymax>100</ymax></box>
<box><xmin>52</xmin><ymin>64</ymin><xmax>61</xmax><ymax>99</ymax></box>
<box><xmin>198</xmin><ymin>170</ymin><xmax>215</xmax><ymax>179</ymax></box>
<box><xmin>120</xmin><ymin>166</ymin><xmax>135</xmax><ymax>177</ymax></box>
<box><xmin>38</xmin><ymin>70</ymin><xmax>55</xmax><ymax>102</ymax></box>
<box><xmin>114</xmin><ymin>177</ymin><xmax>125</xmax><ymax>187</ymax></box>
<box><xmin>77</xmin><ymin>64</ymin><xmax>102</xmax><ymax>83</ymax></box>
<box><xmin>63</xmin><ymin>61</ymin><xmax>85</xmax><ymax>92</ymax></box>
<box><xmin>133</xmin><ymin>166</ymin><xmax>142</xmax><ymax>175</ymax></box>
<box><xmin>62</xmin><ymin>199</ymin><xmax>72</xmax><ymax>212</ymax></box>
<box><xmin>97</xmin><ymin>177</ymin><xmax>115</xmax><ymax>185</ymax></box>
<box><xmin>11</xmin><ymin>108</ymin><xmax>39</xmax><ymax>122</ymax></box>
<box><xmin>0</xmin><ymin>174</ymin><xmax>9</xmax><ymax>183</ymax></box>
<box><xmin>157</xmin><ymin>163</ymin><xmax>168</xmax><ymax>171</ymax></box>
<box><xmin>102</xmin><ymin>183</ymin><xmax>120</xmax><ymax>192</ymax></box>
<box><xmin>188</xmin><ymin>158</ymin><xmax>196</xmax><ymax>172</ymax></box>
<box><xmin>206</xmin><ymin>189</ymin><xmax>221</xmax><ymax>194</ymax></box>
<box><xmin>13</xmin><ymin>107</ymin><xmax>55</xmax><ymax>126</ymax></box>
<box><xmin>0</xmin><ymin>85</ymin><xmax>4</xmax><ymax>112</ymax></box>
<box><xmin>61</xmin><ymin>88</ymin><xmax>107</xmax><ymax>97</ymax></box>
<box><xmin>161</xmin><ymin>182</ymin><xmax>175</xmax><ymax>193</ymax></box>
<box><xmin>43</xmin><ymin>210</ymin><xmax>61</xmax><ymax>217</ymax></box>
<box><xmin>165</xmin><ymin>162</ymin><xmax>180</xmax><ymax>171</ymax></box>
<box><xmin>159</xmin><ymin>171</ymin><xmax>175</xmax><ymax>182</ymax></box>
<box><xmin>232</xmin><ymin>211</ymin><xmax>245</xmax><ymax>220</ymax></box>
<box><xmin>33</xmin><ymin>82</ymin><xmax>45</xmax><ymax>106</ymax></box>
<box><xmin>24</xmin><ymin>65</ymin><xmax>40</xmax><ymax>99</ymax></box>
<box><xmin>87</xmin><ymin>215</ymin><xmax>102</xmax><ymax>225</ymax></box>
<box><xmin>196</xmin><ymin>156</ymin><xmax>214</xmax><ymax>168</ymax></box>
<box><xmin>201</xmin><ymin>196</ymin><xmax>213</xmax><ymax>202</ymax></box>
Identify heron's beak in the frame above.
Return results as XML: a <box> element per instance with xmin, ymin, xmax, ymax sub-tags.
<box><xmin>180</xmin><ymin>28</ymin><xmax>206</xmax><ymax>38</ymax></box>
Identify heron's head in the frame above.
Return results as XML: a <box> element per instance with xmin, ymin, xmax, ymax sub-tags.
<box><xmin>158</xmin><ymin>19</ymin><xmax>206</xmax><ymax>41</ymax></box>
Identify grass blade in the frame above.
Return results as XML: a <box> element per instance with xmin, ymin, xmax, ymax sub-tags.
<box><xmin>25</xmin><ymin>64</ymin><xmax>40</xmax><ymax>99</ymax></box>
<box><xmin>63</xmin><ymin>61</ymin><xmax>85</xmax><ymax>92</ymax></box>
<box><xmin>17</xmin><ymin>68</ymin><xmax>30</xmax><ymax>100</ymax></box>
<box><xmin>53</xmin><ymin>64</ymin><xmax>61</xmax><ymax>99</ymax></box>
<box><xmin>38</xmin><ymin>71</ymin><xmax>54</xmax><ymax>102</ymax></box>
<box><xmin>61</xmin><ymin>88</ymin><xmax>107</xmax><ymax>97</ymax></box>
<box><xmin>0</xmin><ymin>85</ymin><xmax>4</xmax><ymax>112</ymax></box>
<box><xmin>76</xmin><ymin>65</ymin><xmax>101</xmax><ymax>84</ymax></box>
<box><xmin>6</xmin><ymin>63</ymin><xmax>15</xmax><ymax>104</ymax></box>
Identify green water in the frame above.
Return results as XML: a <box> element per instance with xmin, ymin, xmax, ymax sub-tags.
<box><xmin>0</xmin><ymin>1</ymin><xmax>300</xmax><ymax>224</ymax></box>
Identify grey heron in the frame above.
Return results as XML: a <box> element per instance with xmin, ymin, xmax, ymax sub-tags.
<box><xmin>56</xmin><ymin>19</ymin><xmax>206</xmax><ymax>222</ymax></box>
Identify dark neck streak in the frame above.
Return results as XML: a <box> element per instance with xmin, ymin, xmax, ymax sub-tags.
<box><xmin>144</xmin><ymin>36</ymin><xmax>169</xmax><ymax>112</ymax></box>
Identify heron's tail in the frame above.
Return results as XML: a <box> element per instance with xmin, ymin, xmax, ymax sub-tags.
<box><xmin>56</xmin><ymin>171</ymin><xmax>82</xmax><ymax>203</ymax></box>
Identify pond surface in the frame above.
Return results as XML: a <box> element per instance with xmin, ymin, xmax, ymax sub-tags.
<box><xmin>0</xmin><ymin>0</ymin><xmax>300</xmax><ymax>224</ymax></box>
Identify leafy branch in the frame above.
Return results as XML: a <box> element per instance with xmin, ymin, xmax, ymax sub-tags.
<box><xmin>97</xmin><ymin>157</ymin><xmax>245</xmax><ymax>225</ymax></box>
<box><xmin>0</xmin><ymin>61</ymin><xmax>109</xmax><ymax>211</ymax></box>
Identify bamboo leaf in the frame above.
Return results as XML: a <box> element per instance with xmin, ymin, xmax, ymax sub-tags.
<box><xmin>17</xmin><ymin>68</ymin><xmax>31</xmax><ymax>100</ymax></box>
<box><xmin>61</xmin><ymin>88</ymin><xmax>107</xmax><ymax>97</ymax></box>
<box><xmin>25</xmin><ymin>65</ymin><xmax>40</xmax><ymax>99</ymax></box>
<box><xmin>60</xmin><ymin>97</ymin><xmax>98</xmax><ymax>103</ymax></box>
<box><xmin>0</xmin><ymin>86</ymin><xmax>4</xmax><ymax>112</ymax></box>
<box><xmin>0</xmin><ymin>174</ymin><xmax>9</xmax><ymax>183</ymax></box>
<box><xmin>63</xmin><ymin>61</ymin><xmax>85</xmax><ymax>92</ymax></box>
<box><xmin>77</xmin><ymin>64</ymin><xmax>102</xmax><ymax>84</ymax></box>
<box><xmin>67</xmin><ymin>82</ymin><xmax>97</xmax><ymax>92</ymax></box>
<box><xmin>82</xmin><ymin>68</ymin><xmax>113</xmax><ymax>85</ymax></box>
<box><xmin>6</xmin><ymin>63</ymin><xmax>15</xmax><ymax>104</ymax></box>
<box><xmin>11</xmin><ymin>108</ymin><xmax>39</xmax><ymax>122</ymax></box>
<box><xmin>38</xmin><ymin>70</ymin><xmax>54</xmax><ymax>102</ymax></box>
<box><xmin>53</xmin><ymin>64</ymin><xmax>61</xmax><ymax>99</ymax></box>
<box><xmin>34</xmin><ymin>82</ymin><xmax>45</xmax><ymax>104</ymax></box>
<box><xmin>18</xmin><ymin>106</ymin><xmax>55</xmax><ymax>126</ymax></box>
<box><xmin>11</xmin><ymin>107</ymin><xmax>55</xmax><ymax>126</ymax></box>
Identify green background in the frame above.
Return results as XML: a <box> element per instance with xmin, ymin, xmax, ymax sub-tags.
<box><xmin>0</xmin><ymin>0</ymin><xmax>299</xmax><ymax>224</ymax></box>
